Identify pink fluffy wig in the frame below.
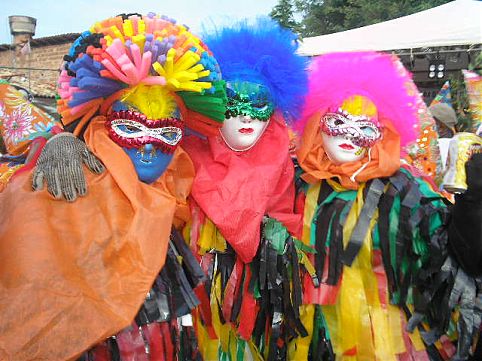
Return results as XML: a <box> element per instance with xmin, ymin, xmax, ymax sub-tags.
<box><xmin>298</xmin><ymin>51</ymin><xmax>419</xmax><ymax>148</ymax></box>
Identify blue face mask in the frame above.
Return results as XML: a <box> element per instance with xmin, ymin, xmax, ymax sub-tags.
<box><xmin>109</xmin><ymin>100</ymin><xmax>182</xmax><ymax>184</ymax></box>
<box><xmin>123</xmin><ymin>145</ymin><xmax>174</xmax><ymax>184</ymax></box>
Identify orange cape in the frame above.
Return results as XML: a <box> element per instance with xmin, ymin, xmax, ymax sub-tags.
<box><xmin>297</xmin><ymin>111</ymin><xmax>401</xmax><ymax>189</ymax></box>
<box><xmin>0</xmin><ymin>116</ymin><xmax>194</xmax><ymax>360</ymax></box>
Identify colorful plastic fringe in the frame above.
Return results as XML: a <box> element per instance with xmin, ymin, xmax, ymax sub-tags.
<box><xmin>298</xmin><ymin>167</ymin><xmax>457</xmax><ymax>360</ymax></box>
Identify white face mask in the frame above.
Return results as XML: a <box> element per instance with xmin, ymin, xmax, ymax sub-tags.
<box><xmin>321</xmin><ymin>132</ymin><xmax>368</xmax><ymax>164</ymax></box>
<box><xmin>220</xmin><ymin>115</ymin><xmax>270</xmax><ymax>152</ymax></box>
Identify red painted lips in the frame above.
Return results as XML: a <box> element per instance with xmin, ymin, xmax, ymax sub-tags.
<box><xmin>239</xmin><ymin>128</ymin><xmax>254</xmax><ymax>134</ymax></box>
<box><xmin>339</xmin><ymin>143</ymin><xmax>355</xmax><ymax>150</ymax></box>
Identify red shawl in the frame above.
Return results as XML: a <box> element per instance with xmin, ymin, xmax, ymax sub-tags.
<box><xmin>182</xmin><ymin>114</ymin><xmax>301</xmax><ymax>263</ymax></box>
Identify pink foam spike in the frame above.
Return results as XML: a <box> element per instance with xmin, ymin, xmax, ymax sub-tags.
<box><xmin>129</xmin><ymin>43</ymin><xmax>142</xmax><ymax>69</ymax></box>
<box><xmin>58</xmin><ymin>89</ymin><xmax>70</xmax><ymax>99</ymax></box>
<box><xmin>121</xmin><ymin>63</ymin><xmax>140</xmax><ymax>85</ymax></box>
<box><xmin>116</xmin><ymin>53</ymin><xmax>132</xmax><ymax>68</ymax></box>
<box><xmin>101</xmin><ymin>59</ymin><xmax>129</xmax><ymax>83</ymax></box>
<box><xmin>141</xmin><ymin>76</ymin><xmax>166</xmax><ymax>86</ymax></box>
<box><xmin>139</xmin><ymin>51</ymin><xmax>152</xmax><ymax>79</ymax></box>
<box><xmin>144</xmin><ymin>17</ymin><xmax>154</xmax><ymax>34</ymax></box>
<box><xmin>105</xmin><ymin>38</ymin><xmax>126</xmax><ymax>60</ymax></box>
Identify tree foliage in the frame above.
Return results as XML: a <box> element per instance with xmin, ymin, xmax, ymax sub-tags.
<box><xmin>269</xmin><ymin>0</ymin><xmax>300</xmax><ymax>32</ymax></box>
<box><xmin>270</xmin><ymin>0</ymin><xmax>452</xmax><ymax>37</ymax></box>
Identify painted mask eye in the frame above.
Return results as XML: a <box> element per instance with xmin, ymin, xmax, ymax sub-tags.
<box><xmin>119</xmin><ymin>124</ymin><xmax>143</xmax><ymax>133</ymax></box>
<box><xmin>326</xmin><ymin>115</ymin><xmax>346</xmax><ymax>127</ymax></box>
<box><xmin>112</xmin><ymin>123</ymin><xmax>145</xmax><ymax>136</ymax></box>
<box><xmin>161</xmin><ymin>131</ymin><xmax>180</xmax><ymax>142</ymax></box>
<box><xmin>252</xmin><ymin>102</ymin><xmax>268</xmax><ymax>111</ymax></box>
<box><xmin>360</xmin><ymin>125</ymin><xmax>376</xmax><ymax>137</ymax></box>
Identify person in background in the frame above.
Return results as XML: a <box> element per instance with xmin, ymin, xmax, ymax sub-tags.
<box><xmin>429</xmin><ymin>102</ymin><xmax>458</xmax><ymax>138</ymax></box>
<box><xmin>448</xmin><ymin>152</ymin><xmax>482</xmax><ymax>361</ymax></box>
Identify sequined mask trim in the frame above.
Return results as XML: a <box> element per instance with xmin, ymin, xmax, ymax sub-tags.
<box><xmin>320</xmin><ymin>110</ymin><xmax>382</xmax><ymax>148</ymax></box>
<box><xmin>225</xmin><ymin>90</ymin><xmax>274</xmax><ymax>121</ymax></box>
<box><xmin>106</xmin><ymin>110</ymin><xmax>183</xmax><ymax>153</ymax></box>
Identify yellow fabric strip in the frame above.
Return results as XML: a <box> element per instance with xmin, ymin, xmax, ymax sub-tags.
<box><xmin>198</xmin><ymin>217</ymin><xmax>227</xmax><ymax>254</ymax></box>
<box><xmin>195</xmin><ymin>311</ymin><xmax>219</xmax><ymax>361</ymax></box>
<box><xmin>302</xmin><ymin>181</ymin><xmax>320</xmax><ymax>246</ymax></box>
<box><xmin>288</xmin><ymin>304</ymin><xmax>314</xmax><ymax>360</ymax></box>
<box><xmin>322</xmin><ymin>183</ymin><xmax>412</xmax><ymax>360</ymax></box>
<box><xmin>326</xmin><ymin>179</ymin><xmax>348</xmax><ymax>193</ymax></box>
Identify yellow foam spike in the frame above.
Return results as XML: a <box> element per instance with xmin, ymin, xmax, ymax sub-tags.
<box><xmin>131</xmin><ymin>34</ymin><xmax>146</xmax><ymax>53</ymax></box>
<box><xmin>109</xmin><ymin>25</ymin><xmax>125</xmax><ymax>43</ymax></box>
<box><xmin>122</xmin><ymin>20</ymin><xmax>134</xmax><ymax>37</ymax></box>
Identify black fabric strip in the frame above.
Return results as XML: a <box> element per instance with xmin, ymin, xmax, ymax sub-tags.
<box><xmin>378</xmin><ymin>185</ymin><xmax>397</xmax><ymax>297</ymax></box>
<box><xmin>341</xmin><ymin>178</ymin><xmax>385</xmax><ymax>266</ymax></box>
<box><xmin>313</xmin><ymin>180</ymin><xmax>337</xmax><ymax>281</ymax></box>
<box><xmin>389</xmin><ymin>171</ymin><xmax>409</xmax><ymax>193</ymax></box>
<box><xmin>249</xmin><ymin>258</ymin><xmax>259</xmax><ymax>294</ymax></box>
<box><xmin>218</xmin><ymin>251</ymin><xmax>236</xmax><ymax>293</ymax></box>
<box><xmin>315</xmin><ymin>202</ymin><xmax>336</xmax><ymax>282</ymax></box>
<box><xmin>281</xmin><ymin>259</ymin><xmax>308</xmax><ymax>338</ymax></box>
<box><xmin>107</xmin><ymin>337</ymin><xmax>121</xmax><ymax>361</ymax></box>
<box><xmin>267</xmin><ymin>245</ymin><xmax>279</xmax><ymax>290</ymax></box>
<box><xmin>171</xmin><ymin>229</ymin><xmax>206</xmax><ymax>285</ymax></box>
<box><xmin>268</xmin><ymin>310</ymin><xmax>282</xmax><ymax>361</ymax></box>
<box><xmin>317</xmin><ymin>180</ymin><xmax>334</xmax><ymax>206</ymax></box>
<box><xmin>289</xmin><ymin>240</ymin><xmax>303</xmax><ymax>317</ymax></box>
<box><xmin>259</xmin><ymin>239</ymin><xmax>268</xmax><ymax>290</ymax></box>
<box><xmin>327</xmin><ymin>199</ymin><xmax>346</xmax><ymax>285</ymax></box>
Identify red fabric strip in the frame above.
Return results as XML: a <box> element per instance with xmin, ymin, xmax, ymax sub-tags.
<box><xmin>237</xmin><ymin>267</ymin><xmax>258</xmax><ymax>340</ymax></box>
<box><xmin>222</xmin><ymin>258</ymin><xmax>243</xmax><ymax>323</ymax></box>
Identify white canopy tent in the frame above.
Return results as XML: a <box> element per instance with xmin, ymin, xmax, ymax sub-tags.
<box><xmin>298</xmin><ymin>0</ymin><xmax>482</xmax><ymax>56</ymax></box>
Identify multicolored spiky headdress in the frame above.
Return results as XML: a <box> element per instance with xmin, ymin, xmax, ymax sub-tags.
<box><xmin>202</xmin><ymin>17</ymin><xmax>308</xmax><ymax>122</ymax></box>
<box><xmin>57</xmin><ymin>13</ymin><xmax>227</xmax><ymax>136</ymax></box>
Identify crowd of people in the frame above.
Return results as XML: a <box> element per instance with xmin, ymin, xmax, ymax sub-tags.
<box><xmin>0</xmin><ymin>11</ymin><xmax>481</xmax><ymax>361</ymax></box>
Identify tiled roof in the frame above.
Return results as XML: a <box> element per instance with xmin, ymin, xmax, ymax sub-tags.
<box><xmin>0</xmin><ymin>33</ymin><xmax>80</xmax><ymax>51</ymax></box>
<box><xmin>0</xmin><ymin>68</ymin><xmax>57</xmax><ymax>98</ymax></box>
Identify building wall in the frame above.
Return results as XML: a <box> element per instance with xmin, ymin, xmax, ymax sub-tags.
<box><xmin>0</xmin><ymin>42</ymin><xmax>72</xmax><ymax>89</ymax></box>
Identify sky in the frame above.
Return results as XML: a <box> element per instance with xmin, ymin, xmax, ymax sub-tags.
<box><xmin>0</xmin><ymin>0</ymin><xmax>279</xmax><ymax>44</ymax></box>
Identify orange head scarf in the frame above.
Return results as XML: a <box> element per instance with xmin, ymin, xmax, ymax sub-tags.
<box><xmin>297</xmin><ymin>97</ymin><xmax>401</xmax><ymax>189</ymax></box>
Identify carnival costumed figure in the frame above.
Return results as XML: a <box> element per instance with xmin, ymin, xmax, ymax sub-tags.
<box><xmin>181</xmin><ymin>19</ymin><xmax>312</xmax><ymax>360</ymax></box>
<box><xmin>291</xmin><ymin>52</ymin><xmax>481</xmax><ymax>361</ymax></box>
<box><xmin>0</xmin><ymin>13</ymin><xmax>226</xmax><ymax>361</ymax></box>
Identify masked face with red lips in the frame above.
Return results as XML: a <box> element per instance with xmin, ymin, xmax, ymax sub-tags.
<box><xmin>105</xmin><ymin>85</ymin><xmax>184</xmax><ymax>184</ymax></box>
<box><xmin>220</xmin><ymin>81</ymin><xmax>274</xmax><ymax>151</ymax></box>
<box><xmin>320</xmin><ymin>95</ymin><xmax>382</xmax><ymax>165</ymax></box>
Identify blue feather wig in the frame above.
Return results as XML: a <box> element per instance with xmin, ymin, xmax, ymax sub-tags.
<box><xmin>203</xmin><ymin>18</ymin><xmax>308</xmax><ymax>122</ymax></box>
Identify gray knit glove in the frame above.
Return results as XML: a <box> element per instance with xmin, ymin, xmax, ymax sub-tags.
<box><xmin>32</xmin><ymin>133</ymin><xmax>105</xmax><ymax>201</ymax></box>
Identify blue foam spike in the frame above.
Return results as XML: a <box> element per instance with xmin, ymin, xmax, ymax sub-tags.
<box><xmin>144</xmin><ymin>40</ymin><xmax>152</xmax><ymax>54</ymax></box>
<box><xmin>92</xmin><ymin>60</ymin><xmax>104</xmax><ymax>72</ymax></box>
<box><xmin>150</xmin><ymin>45</ymin><xmax>159</xmax><ymax>63</ymax></box>
<box><xmin>78</xmin><ymin>77</ymin><xmax>123</xmax><ymax>93</ymax></box>
<box><xmin>68</xmin><ymin>92</ymin><xmax>102</xmax><ymax>107</ymax></box>
<box><xmin>76</xmin><ymin>68</ymin><xmax>100</xmax><ymax>79</ymax></box>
